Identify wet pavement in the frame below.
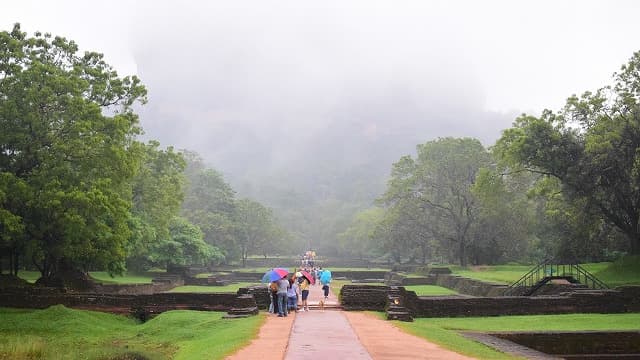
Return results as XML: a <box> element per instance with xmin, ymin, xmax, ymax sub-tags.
<box><xmin>226</xmin><ymin>281</ymin><xmax>475</xmax><ymax>360</ymax></box>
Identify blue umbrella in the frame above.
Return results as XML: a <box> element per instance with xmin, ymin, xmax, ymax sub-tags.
<box><xmin>262</xmin><ymin>268</ymin><xmax>289</xmax><ymax>283</ymax></box>
<box><xmin>320</xmin><ymin>269</ymin><xmax>332</xmax><ymax>285</ymax></box>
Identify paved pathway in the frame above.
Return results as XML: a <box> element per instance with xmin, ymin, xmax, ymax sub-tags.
<box><xmin>284</xmin><ymin>283</ymin><xmax>371</xmax><ymax>359</ymax></box>
<box><xmin>225</xmin><ymin>281</ymin><xmax>476</xmax><ymax>360</ymax></box>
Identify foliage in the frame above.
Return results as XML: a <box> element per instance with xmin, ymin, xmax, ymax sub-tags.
<box><xmin>494</xmin><ymin>51</ymin><xmax>640</xmax><ymax>254</ymax></box>
<box><xmin>235</xmin><ymin>198</ymin><xmax>286</xmax><ymax>266</ymax></box>
<box><xmin>380</xmin><ymin>138</ymin><xmax>493</xmax><ymax>266</ymax></box>
<box><xmin>470</xmin><ymin>168</ymin><xmax>533</xmax><ymax>264</ymax></box>
<box><xmin>142</xmin><ymin>216</ymin><xmax>222</xmax><ymax>269</ymax></box>
<box><xmin>337</xmin><ymin>207</ymin><xmax>385</xmax><ymax>259</ymax></box>
<box><xmin>181</xmin><ymin>152</ymin><xmax>238</xmax><ymax>262</ymax></box>
<box><xmin>0</xmin><ymin>305</ymin><xmax>263</xmax><ymax>359</ymax></box>
<box><xmin>127</xmin><ymin>141</ymin><xmax>186</xmax><ymax>271</ymax></box>
<box><xmin>0</xmin><ymin>24</ymin><xmax>146</xmax><ymax>278</ymax></box>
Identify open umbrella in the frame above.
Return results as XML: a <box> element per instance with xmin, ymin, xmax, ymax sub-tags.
<box><xmin>320</xmin><ymin>269</ymin><xmax>332</xmax><ymax>285</ymax></box>
<box><xmin>262</xmin><ymin>268</ymin><xmax>289</xmax><ymax>283</ymax></box>
<box><xmin>300</xmin><ymin>270</ymin><xmax>315</xmax><ymax>285</ymax></box>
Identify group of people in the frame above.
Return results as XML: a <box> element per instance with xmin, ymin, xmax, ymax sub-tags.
<box><xmin>268</xmin><ymin>268</ymin><xmax>330</xmax><ymax>317</ymax></box>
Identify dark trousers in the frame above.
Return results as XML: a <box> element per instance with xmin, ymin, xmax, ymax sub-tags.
<box><xmin>271</xmin><ymin>291</ymin><xmax>279</xmax><ymax>314</ymax></box>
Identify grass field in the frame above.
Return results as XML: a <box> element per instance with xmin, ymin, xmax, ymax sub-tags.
<box><xmin>593</xmin><ymin>256</ymin><xmax>640</xmax><ymax>287</ymax></box>
<box><xmin>0</xmin><ymin>305</ymin><xmax>263</xmax><ymax>360</ymax></box>
<box><xmin>404</xmin><ymin>285</ymin><xmax>458</xmax><ymax>296</ymax></box>
<box><xmin>448</xmin><ymin>259</ymin><xmax>639</xmax><ymax>286</ymax></box>
<box><xmin>169</xmin><ymin>282</ymin><xmax>261</xmax><ymax>293</ymax></box>
<box><xmin>392</xmin><ymin>312</ymin><xmax>640</xmax><ymax>359</ymax></box>
<box><xmin>17</xmin><ymin>271</ymin><xmax>157</xmax><ymax>284</ymax></box>
<box><xmin>90</xmin><ymin>272</ymin><xmax>155</xmax><ymax>284</ymax></box>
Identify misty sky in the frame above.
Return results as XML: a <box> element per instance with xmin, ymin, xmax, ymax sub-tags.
<box><xmin>2</xmin><ymin>1</ymin><xmax>639</xmax><ymax>188</ymax></box>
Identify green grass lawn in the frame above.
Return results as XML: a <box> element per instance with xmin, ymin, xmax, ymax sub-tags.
<box><xmin>90</xmin><ymin>272</ymin><xmax>155</xmax><ymax>284</ymax></box>
<box><xmin>404</xmin><ymin>285</ymin><xmax>458</xmax><ymax>296</ymax></box>
<box><xmin>324</xmin><ymin>267</ymin><xmax>390</xmax><ymax>271</ymax></box>
<box><xmin>447</xmin><ymin>257</ymin><xmax>640</xmax><ymax>287</ymax></box>
<box><xmin>16</xmin><ymin>271</ymin><xmax>41</xmax><ymax>284</ymax></box>
<box><xmin>594</xmin><ymin>256</ymin><xmax>640</xmax><ymax>287</ymax></box>
<box><xmin>17</xmin><ymin>271</ymin><xmax>156</xmax><ymax>284</ymax></box>
<box><xmin>393</xmin><ymin>312</ymin><xmax>640</xmax><ymax>359</ymax></box>
<box><xmin>0</xmin><ymin>305</ymin><xmax>263</xmax><ymax>360</ymax></box>
<box><xmin>169</xmin><ymin>282</ymin><xmax>261</xmax><ymax>293</ymax></box>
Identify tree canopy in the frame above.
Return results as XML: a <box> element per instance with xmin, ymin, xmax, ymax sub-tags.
<box><xmin>495</xmin><ymin>51</ymin><xmax>640</xmax><ymax>255</ymax></box>
<box><xmin>0</xmin><ymin>24</ymin><xmax>146</xmax><ymax>279</ymax></box>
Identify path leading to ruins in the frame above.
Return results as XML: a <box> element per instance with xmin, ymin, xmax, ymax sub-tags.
<box><xmin>226</xmin><ymin>283</ymin><xmax>475</xmax><ymax>360</ymax></box>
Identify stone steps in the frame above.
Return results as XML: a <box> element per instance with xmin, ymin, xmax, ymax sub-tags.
<box><xmin>224</xmin><ymin>306</ymin><xmax>259</xmax><ymax>319</ymax></box>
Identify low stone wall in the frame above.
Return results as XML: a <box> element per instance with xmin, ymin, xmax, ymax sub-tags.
<box><xmin>340</xmin><ymin>285</ymin><xmax>389</xmax><ymax>311</ymax></box>
<box><xmin>405</xmin><ymin>287</ymin><xmax>640</xmax><ymax>318</ymax></box>
<box><xmin>400</xmin><ymin>277</ymin><xmax>433</xmax><ymax>286</ymax></box>
<box><xmin>0</xmin><ymin>287</ymin><xmax>254</xmax><ymax>318</ymax></box>
<box><xmin>494</xmin><ymin>331</ymin><xmax>640</xmax><ymax>356</ymax></box>
<box><xmin>237</xmin><ymin>285</ymin><xmax>270</xmax><ymax>310</ymax></box>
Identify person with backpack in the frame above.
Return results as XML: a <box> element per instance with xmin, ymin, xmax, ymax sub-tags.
<box><xmin>269</xmin><ymin>280</ymin><xmax>279</xmax><ymax>315</ymax></box>
<box><xmin>277</xmin><ymin>275</ymin><xmax>290</xmax><ymax>317</ymax></box>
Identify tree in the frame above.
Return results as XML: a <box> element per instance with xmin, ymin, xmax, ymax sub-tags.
<box><xmin>381</xmin><ymin>138</ymin><xmax>492</xmax><ymax>266</ymax></box>
<box><xmin>495</xmin><ymin>51</ymin><xmax>640</xmax><ymax>255</ymax></box>
<box><xmin>0</xmin><ymin>173</ymin><xmax>27</xmax><ymax>275</ymax></box>
<box><xmin>470</xmin><ymin>168</ymin><xmax>532</xmax><ymax>264</ymax></box>
<box><xmin>235</xmin><ymin>198</ymin><xmax>283</xmax><ymax>267</ymax></box>
<box><xmin>0</xmin><ymin>24</ymin><xmax>146</xmax><ymax>281</ymax></box>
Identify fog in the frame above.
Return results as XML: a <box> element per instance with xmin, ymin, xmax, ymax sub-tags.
<box><xmin>2</xmin><ymin>0</ymin><xmax>639</xmax><ymax>250</ymax></box>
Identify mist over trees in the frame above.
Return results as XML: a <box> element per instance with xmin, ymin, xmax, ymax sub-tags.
<box><xmin>0</xmin><ymin>25</ymin><xmax>287</xmax><ymax>282</ymax></box>
<box><xmin>340</xmin><ymin>52</ymin><xmax>640</xmax><ymax>265</ymax></box>
<box><xmin>0</xmin><ymin>22</ymin><xmax>638</xmax><ymax>281</ymax></box>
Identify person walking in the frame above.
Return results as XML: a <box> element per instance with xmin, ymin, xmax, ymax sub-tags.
<box><xmin>299</xmin><ymin>276</ymin><xmax>310</xmax><ymax>311</ymax></box>
<box><xmin>277</xmin><ymin>275</ymin><xmax>289</xmax><ymax>317</ymax></box>
<box><xmin>287</xmin><ymin>277</ymin><xmax>299</xmax><ymax>313</ymax></box>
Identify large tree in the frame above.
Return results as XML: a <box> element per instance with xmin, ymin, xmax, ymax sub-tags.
<box><xmin>0</xmin><ymin>24</ymin><xmax>146</xmax><ymax>281</ymax></box>
<box><xmin>495</xmin><ymin>51</ymin><xmax>640</xmax><ymax>255</ymax></box>
<box><xmin>381</xmin><ymin>138</ymin><xmax>492</xmax><ymax>266</ymax></box>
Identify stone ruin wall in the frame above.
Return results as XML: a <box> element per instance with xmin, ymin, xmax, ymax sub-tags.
<box><xmin>0</xmin><ymin>286</ymin><xmax>257</xmax><ymax>319</ymax></box>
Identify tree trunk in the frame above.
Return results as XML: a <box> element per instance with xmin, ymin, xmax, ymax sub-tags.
<box><xmin>631</xmin><ymin>235</ymin><xmax>640</xmax><ymax>255</ymax></box>
<box><xmin>459</xmin><ymin>238</ymin><xmax>466</xmax><ymax>267</ymax></box>
<box><xmin>11</xmin><ymin>251</ymin><xmax>19</xmax><ymax>276</ymax></box>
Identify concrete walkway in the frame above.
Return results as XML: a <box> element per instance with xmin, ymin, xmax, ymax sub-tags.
<box><xmin>225</xmin><ymin>282</ymin><xmax>476</xmax><ymax>360</ymax></box>
<box><xmin>284</xmin><ymin>283</ymin><xmax>371</xmax><ymax>359</ymax></box>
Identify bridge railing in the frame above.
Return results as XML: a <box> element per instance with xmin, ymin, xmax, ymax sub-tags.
<box><xmin>504</xmin><ymin>259</ymin><xmax>608</xmax><ymax>296</ymax></box>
